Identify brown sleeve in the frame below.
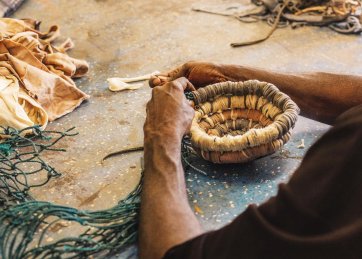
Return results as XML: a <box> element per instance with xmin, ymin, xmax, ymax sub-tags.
<box><xmin>164</xmin><ymin>104</ymin><xmax>362</xmax><ymax>259</ymax></box>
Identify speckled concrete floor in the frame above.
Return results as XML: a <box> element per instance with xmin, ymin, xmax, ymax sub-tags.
<box><xmin>11</xmin><ymin>0</ymin><xmax>361</xmax><ymax>257</ymax></box>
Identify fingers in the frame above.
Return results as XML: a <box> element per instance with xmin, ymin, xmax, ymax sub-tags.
<box><xmin>149</xmin><ymin>75</ymin><xmax>168</xmax><ymax>88</ymax></box>
<box><xmin>148</xmin><ymin>61</ymin><xmax>225</xmax><ymax>89</ymax></box>
<box><xmin>148</xmin><ymin>63</ymin><xmax>189</xmax><ymax>88</ymax></box>
<box><xmin>166</xmin><ymin>63</ymin><xmax>189</xmax><ymax>80</ymax></box>
<box><xmin>150</xmin><ymin>76</ymin><xmax>195</xmax><ymax>93</ymax></box>
<box><xmin>171</xmin><ymin>77</ymin><xmax>196</xmax><ymax>92</ymax></box>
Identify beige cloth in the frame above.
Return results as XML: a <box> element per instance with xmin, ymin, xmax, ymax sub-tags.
<box><xmin>0</xmin><ymin>75</ymin><xmax>48</xmax><ymax>131</ymax></box>
<box><xmin>0</xmin><ymin>18</ymin><xmax>89</xmax><ymax>133</ymax></box>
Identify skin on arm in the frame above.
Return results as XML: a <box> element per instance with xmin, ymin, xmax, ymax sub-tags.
<box><xmin>150</xmin><ymin>61</ymin><xmax>362</xmax><ymax>125</ymax></box>
<box><xmin>140</xmin><ymin>77</ymin><xmax>201</xmax><ymax>259</ymax></box>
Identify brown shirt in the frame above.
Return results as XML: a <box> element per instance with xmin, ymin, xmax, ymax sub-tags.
<box><xmin>164</xmin><ymin>105</ymin><xmax>362</xmax><ymax>259</ymax></box>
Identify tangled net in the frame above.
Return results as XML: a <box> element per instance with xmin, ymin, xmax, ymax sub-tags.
<box><xmin>193</xmin><ymin>0</ymin><xmax>362</xmax><ymax>46</ymax></box>
<box><xmin>0</xmin><ymin>126</ymin><xmax>78</xmax><ymax>207</ymax></box>
<box><xmin>0</xmin><ymin>126</ymin><xmax>141</xmax><ymax>258</ymax></box>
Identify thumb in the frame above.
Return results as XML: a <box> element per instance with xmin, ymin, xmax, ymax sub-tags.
<box><xmin>148</xmin><ymin>63</ymin><xmax>190</xmax><ymax>88</ymax></box>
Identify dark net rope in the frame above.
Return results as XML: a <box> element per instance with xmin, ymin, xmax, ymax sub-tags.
<box><xmin>0</xmin><ymin>126</ymin><xmax>142</xmax><ymax>258</ymax></box>
<box><xmin>181</xmin><ymin>136</ymin><xmax>209</xmax><ymax>176</ymax></box>
<box><xmin>0</xmin><ymin>185</ymin><xmax>141</xmax><ymax>259</ymax></box>
<box><xmin>0</xmin><ymin>126</ymin><xmax>78</xmax><ymax>207</ymax></box>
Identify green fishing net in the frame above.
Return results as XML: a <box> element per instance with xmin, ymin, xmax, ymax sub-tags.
<box><xmin>0</xmin><ymin>126</ymin><xmax>141</xmax><ymax>258</ymax></box>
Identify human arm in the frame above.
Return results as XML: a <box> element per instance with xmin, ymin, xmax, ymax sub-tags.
<box><xmin>162</xmin><ymin>103</ymin><xmax>362</xmax><ymax>259</ymax></box>
<box><xmin>150</xmin><ymin>61</ymin><xmax>362</xmax><ymax>125</ymax></box>
<box><xmin>139</xmin><ymin>78</ymin><xmax>202</xmax><ymax>259</ymax></box>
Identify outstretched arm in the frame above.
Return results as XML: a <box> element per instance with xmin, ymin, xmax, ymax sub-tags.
<box><xmin>139</xmin><ymin>78</ymin><xmax>202</xmax><ymax>259</ymax></box>
<box><xmin>150</xmin><ymin>62</ymin><xmax>362</xmax><ymax>125</ymax></box>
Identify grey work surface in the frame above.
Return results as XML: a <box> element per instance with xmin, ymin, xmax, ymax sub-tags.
<box><xmin>12</xmin><ymin>0</ymin><xmax>359</xmax><ymax>258</ymax></box>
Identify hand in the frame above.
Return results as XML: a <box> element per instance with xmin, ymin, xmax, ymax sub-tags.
<box><xmin>141</xmin><ymin>80</ymin><xmax>203</xmax><ymax>259</ymax></box>
<box><xmin>144</xmin><ymin>77</ymin><xmax>195</xmax><ymax>142</ymax></box>
<box><xmin>149</xmin><ymin>61</ymin><xmax>232</xmax><ymax>89</ymax></box>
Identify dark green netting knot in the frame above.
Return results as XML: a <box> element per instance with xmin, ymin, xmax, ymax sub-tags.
<box><xmin>185</xmin><ymin>91</ymin><xmax>195</xmax><ymax>100</ymax></box>
<box><xmin>0</xmin><ymin>143</ymin><xmax>12</xmax><ymax>156</ymax></box>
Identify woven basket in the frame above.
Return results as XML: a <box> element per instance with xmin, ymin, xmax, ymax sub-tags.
<box><xmin>188</xmin><ymin>80</ymin><xmax>300</xmax><ymax>164</ymax></box>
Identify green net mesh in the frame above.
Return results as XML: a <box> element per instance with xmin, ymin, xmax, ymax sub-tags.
<box><xmin>0</xmin><ymin>126</ymin><xmax>77</xmax><ymax>207</ymax></box>
<box><xmin>0</xmin><ymin>126</ymin><xmax>142</xmax><ymax>258</ymax></box>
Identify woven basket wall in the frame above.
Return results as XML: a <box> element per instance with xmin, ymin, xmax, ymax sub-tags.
<box><xmin>189</xmin><ymin>80</ymin><xmax>300</xmax><ymax>164</ymax></box>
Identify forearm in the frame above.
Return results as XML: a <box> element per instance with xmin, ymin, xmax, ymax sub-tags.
<box><xmin>219</xmin><ymin>65</ymin><xmax>362</xmax><ymax>125</ymax></box>
<box><xmin>139</xmin><ymin>135</ymin><xmax>202</xmax><ymax>259</ymax></box>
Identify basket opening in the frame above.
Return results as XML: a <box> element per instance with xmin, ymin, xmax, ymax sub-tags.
<box><xmin>207</xmin><ymin>119</ymin><xmax>264</xmax><ymax>137</ymax></box>
<box><xmin>189</xmin><ymin>80</ymin><xmax>299</xmax><ymax>163</ymax></box>
<box><xmin>198</xmin><ymin>108</ymin><xmax>275</xmax><ymax>137</ymax></box>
